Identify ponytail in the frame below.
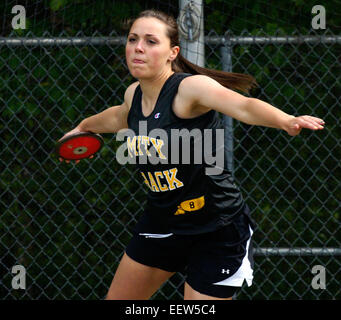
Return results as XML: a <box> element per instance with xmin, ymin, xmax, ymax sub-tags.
<box><xmin>172</xmin><ymin>54</ymin><xmax>258</xmax><ymax>94</ymax></box>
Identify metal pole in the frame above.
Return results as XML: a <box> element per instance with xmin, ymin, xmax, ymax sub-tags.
<box><xmin>220</xmin><ymin>39</ymin><xmax>234</xmax><ymax>175</ymax></box>
<box><xmin>0</xmin><ymin>36</ymin><xmax>127</xmax><ymax>46</ymax></box>
<box><xmin>178</xmin><ymin>0</ymin><xmax>205</xmax><ymax>67</ymax></box>
<box><xmin>1</xmin><ymin>35</ymin><xmax>340</xmax><ymax>47</ymax></box>
<box><xmin>254</xmin><ymin>247</ymin><xmax>341</xmax><ymax>256</ymax></box>
<box><xmin>206</xmin><ymin>35</ymin><xmax>341</xmax><ymax>45</ymax></box>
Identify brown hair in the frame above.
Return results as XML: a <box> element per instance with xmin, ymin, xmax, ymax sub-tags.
<box><xmin>126</xmin><ymin>10</ymin><xmax>258</xmax><ymax>94</ymax></box>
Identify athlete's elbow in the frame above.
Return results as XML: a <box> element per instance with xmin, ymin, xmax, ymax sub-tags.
<box><xmin>231</xmin><ymin>98</ymin><xmax>256</xmax><ymax>125</ymax></box>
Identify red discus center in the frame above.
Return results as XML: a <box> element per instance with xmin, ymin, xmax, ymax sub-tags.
<box><xmin>58</xmin><ymin>136</ymin><xmax>102</xmax><ymax>160</ymax></box>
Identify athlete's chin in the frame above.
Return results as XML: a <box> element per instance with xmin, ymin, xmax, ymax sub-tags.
<box><xmin>129</xmin><ymin>68</ymin><xmax>154</xmax><ymax>80</ymax></box>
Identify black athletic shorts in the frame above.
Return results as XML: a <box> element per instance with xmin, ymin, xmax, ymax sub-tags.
<box><xmin>125</xmin><ymin>208</ymin><xmax>254</xmax><ymax>298</ymax></box>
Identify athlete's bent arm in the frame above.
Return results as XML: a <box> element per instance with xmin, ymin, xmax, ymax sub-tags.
<box><xmin>180</xmin><ymin>75</ymin><xmax>325</xmax><ymax>136</ymax></box>
<box><xmin>59</xmin><ymin>82</ymin><xmax>138</xmax><ymax>143</ymax></box>
<box><xmin>58</xmin><ymin>82</ymin><xmax>138</xmax><ymax>163</ymax></box>
<box><xmin>77</xmin><ymin>82</ymin><xmax>138</xmax><ymax>134</ymax></box>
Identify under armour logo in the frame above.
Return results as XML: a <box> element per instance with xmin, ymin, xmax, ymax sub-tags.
<box><xmin>221</xmin><ymin>269</ymin><xmax>230</xmax><ymax>274</ymax></box>
<box><xmin>154</xmin><ymin>112</ymin><xmax>161</xmax><ymax>119</ymax></box>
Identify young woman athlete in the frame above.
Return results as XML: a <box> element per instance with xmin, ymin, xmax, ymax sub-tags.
<box><xmin>59</xmin><ymin>10</ymin><xmax>325</xmax><ymax>300</ymax></box>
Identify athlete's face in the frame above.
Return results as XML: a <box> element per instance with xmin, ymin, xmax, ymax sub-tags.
<box><xmin>125</xmin><ymin>17</ymin><xmax>179</xmax><ymax>79</ymax></box>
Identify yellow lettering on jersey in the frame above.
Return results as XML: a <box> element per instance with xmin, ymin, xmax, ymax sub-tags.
<box><xmin>150</xmin><ymin>138</ymin><xmax>167</xmax><ymax>159</ymax></box>
<box><xmin>148</xmin><ymin>172</ymin><xmax>160</xmax><ymax>192</ymax></box>
<box><xmin>141</xmin><ymin>136</ymin><xmax>151</xmax><ymax>156</ymax></box>
<box><xmin>154</xmin><ymin>171</ymin><xmax>169</xmax><ymax>192</ymax></box>
<box><xmin>141</xmin><ymin>169</ymin><xmax>184</xmax><ymax>192</ymax></box>
<box><xmin>163</xmin><ymin>168</ymin><xmax>184</xmax><ymax>190</ymax></box>
<box><xmin>127</xmin><ymin>136</ymin><xmax>166</xmax><ymax>159</ymax></box>
<box><xmin>137</xmin><ymin>136</ymin><xmax>144</xmax><ymax>156</ymax></box>
<box><xmin>127</xmin><ymin>136</ymin><xmax>138</xmax><ymax>157</ymax></box>
<box><xmin>140</xmin><ymin>172</ymin><xmax>152</xmax><ymax>191</ymax></box>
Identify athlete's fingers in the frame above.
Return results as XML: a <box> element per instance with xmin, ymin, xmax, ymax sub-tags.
<box><xmin>307</xmin><ymin>115</ymin><xmax>324</xmax><ymax>123</ymax></box>
<box><xmin>294</xmin><ymin>116</ymin><xmax>324</xmax><ymax>130</ymax></box>
<box><xmin>59</xmin><ymin>158</ymin><xmax>85</xmax><ymax>164</ymax></box>
<box><xmin>303</xmin><ymin>116</ymin><xmax>325</xmax><ymax>129</ymax></box>
<box><xmin>305</xmin><ymin>115</ymin><xmax>325</xmax><ymax>124</ymax></box>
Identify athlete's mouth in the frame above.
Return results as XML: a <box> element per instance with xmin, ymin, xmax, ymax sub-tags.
<box><xmin>132</xmin><ymin>59</ymin><xmax>145</xmax><ymax>64</ymax></box>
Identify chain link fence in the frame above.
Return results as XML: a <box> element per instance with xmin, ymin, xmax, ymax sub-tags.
<box><xmin>1</xmin><ymin>29</ymin><xmax>340</xmax><ymax>299</ymax></box>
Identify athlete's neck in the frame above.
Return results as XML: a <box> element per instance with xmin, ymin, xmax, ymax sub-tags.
<box><xmin>139</xmin><ymin>70</ymin><xmax>174</xmax><ymax>109</ymax></box>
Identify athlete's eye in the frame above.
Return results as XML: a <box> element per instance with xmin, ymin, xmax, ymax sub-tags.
<box><xmin>147</xmin><ymin>39</ymin><xmax>157</xmax><ymax>44</ymax></box>
<box><xmin>127</xmin><ymin>38</ymin><xmax>136</xmax><ymax>43</ymax></box>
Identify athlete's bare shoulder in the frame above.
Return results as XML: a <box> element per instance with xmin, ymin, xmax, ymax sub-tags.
<box><xmin>124</xmin><ymin>81</ymin><xmax>139</xmax><ymax>110</ymax></box>
<box><xmin>173</xmin><ymin>75</ymin><xmax>214</xmax><ymax>118</ymax></box>
<box><xmin>178</xmin><ymin>74</ymin><xmax>218</xmax><ymax>97</ymax></box>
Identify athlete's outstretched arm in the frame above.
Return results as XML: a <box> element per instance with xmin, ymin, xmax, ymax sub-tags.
<box><xmin>180</xmin><ymin>75</ymin><xmax>325</xmax><ymax>136</ymax></box>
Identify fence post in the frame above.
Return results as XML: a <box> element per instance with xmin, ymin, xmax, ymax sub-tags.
<box><xmin>220</xmin><ymin>37</ymin><xmax>234</xmax><ymax>175</ymax></box>
<box><xmin>178</xmin><ymin>0</ymin><xmax>205</xmax><ymax>67</ymax></box>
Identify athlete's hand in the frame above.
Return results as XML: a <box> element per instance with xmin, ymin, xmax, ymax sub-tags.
<box><xmin>58</xmin><ymin>127</ymin><xmax>94</xmax><ymax>164</ymax></box>
<box><xmin>285</xmin><ymin>115</ymin><xmax>325</xmax><ymax>136</ymax></box>
<box><xmin>59</xmin><ymin>155</ymin><xmax>94</xmax><ymax>164</ymax></box>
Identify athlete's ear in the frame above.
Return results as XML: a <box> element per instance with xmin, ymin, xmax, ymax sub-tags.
<box><xmin>168</xmin><ymin>46</ymin><xmax>180</xmax><ymax>62</ymax></box>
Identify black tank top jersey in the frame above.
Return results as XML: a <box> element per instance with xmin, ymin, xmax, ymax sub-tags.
<box><xmin>127</xmin><ymin>72</ymin><xmax>246</xmax><ymax>235</ymax></box>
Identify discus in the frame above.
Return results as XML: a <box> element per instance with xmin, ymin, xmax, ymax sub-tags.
<box><xmin>56</xmin><ymin>132</ymin><xmax>104</xmax><ymax>160</ymax></box>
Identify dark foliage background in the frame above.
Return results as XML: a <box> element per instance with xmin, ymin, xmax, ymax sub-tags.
<box><xmin>1</xmin><ymin>0</ymin><xmax>340</xmax><ymax>299</ymax></box>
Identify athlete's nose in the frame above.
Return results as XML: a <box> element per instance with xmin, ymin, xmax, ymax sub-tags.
<box><xmin>135</xmin><ymin>40</ymin><xmax>144</xmax><ymax>53</ymax></box>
